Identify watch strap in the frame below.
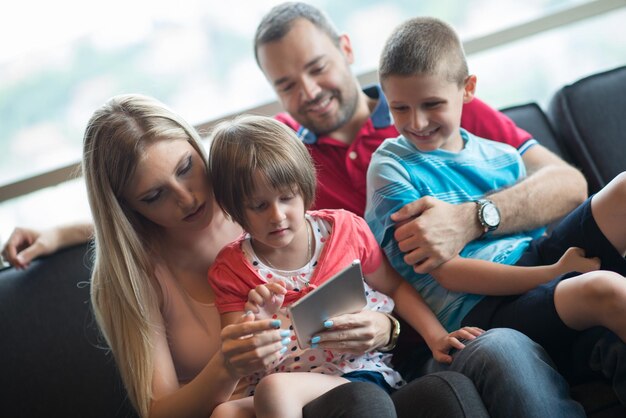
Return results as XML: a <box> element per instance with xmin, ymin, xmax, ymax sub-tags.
<box><xmin>379</xmin><ymin>313</ymin><xmax>401</xmax><ymax>352</ymax></box>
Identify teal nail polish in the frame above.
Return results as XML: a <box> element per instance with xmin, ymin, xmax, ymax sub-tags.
<box><xmin>270</xmin><ymin>319</ymin><xmax>281</xmax><ymax>328</ymax></box>
<box><xmin>280</xmin><ymin>346</ymin><xmax>288</xmax><ymax>354</ymax></box>
<box><xmin>310</xmin><ymin>343</ymin><xmax>318</xmax><ymax>349</ymax></box>
<box><xmin>311</xmin><ymin>335</ymin><xmax>321</xmax><ymax>344</ymax></box>
<box><xmin>280</xmin><ymin>330</ymin><xmax>291</xmax><ymax>337</ymax></box>
<box><xmin>323</xmin><ymin>320</ymin><xmax>333</xmax><ymax>328</ymax></box>
<box><xmin>281</xmin><ymin>337</ymin><xmax>291</xmax><ymax>345</ymax></box>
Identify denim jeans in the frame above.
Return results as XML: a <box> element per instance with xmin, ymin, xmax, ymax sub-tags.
<box><xmin>399</xmin><ymin>328</ymin><xmax>586</xmax><ymax>418</ymax></box>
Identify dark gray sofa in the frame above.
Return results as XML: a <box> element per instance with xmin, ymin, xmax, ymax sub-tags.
<box><xmin>1</xmin><ymin>66</ymin><xmax>624</xmax><ymax>417</ymax></box>
<box><xmin>0</xmin><ymin>243</ymin><xmax>137</xmax><ymax>418</ymax></box>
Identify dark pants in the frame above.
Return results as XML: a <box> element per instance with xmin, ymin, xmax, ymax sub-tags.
<box><xmin>302</xmin><ymin>373</ymin><xmax>488</xmax><ymax>418</ymax></box>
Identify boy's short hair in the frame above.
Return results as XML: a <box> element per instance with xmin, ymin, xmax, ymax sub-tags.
<box><xmin>379</xmin><ymin>17</ymin><xmax>468</xmax><ymax>87</ymax></box>
<box><xmin>209</xmin><ymin>115</ymin><xmax>316</xmax><ymax>230</ymax></box>
<box><xmin>254</xmin><ymin>1</ymin><xmax>340</xmax><ymax>65</ymax></box>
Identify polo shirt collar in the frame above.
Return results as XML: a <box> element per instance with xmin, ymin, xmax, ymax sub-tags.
<box><xmin>298</xmin><ymin>84</ymin><xmax>393</xmax><ymax>145</ymax></box>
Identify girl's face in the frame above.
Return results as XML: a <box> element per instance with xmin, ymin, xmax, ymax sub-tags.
<box><xmin>123</xmin><ymin>139</ymin><xmax>212</xmax><ymax>231</ymax></box>
<box><xmin>244</xmin><ymin>175</ymin><xmax>307</xmax><ymax>253</ymax></box>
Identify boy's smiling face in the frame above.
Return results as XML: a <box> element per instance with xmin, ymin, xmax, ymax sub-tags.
<box><xmin>383</xmin><ymin>72</ymin><xmax>476</xmax><ymax>152</ymax></box>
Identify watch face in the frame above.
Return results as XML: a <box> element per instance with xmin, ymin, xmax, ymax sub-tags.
<box><xmin>483</xmin><ymin>204</ymin><xmax>500</xmax><ymax>227</ymax></box>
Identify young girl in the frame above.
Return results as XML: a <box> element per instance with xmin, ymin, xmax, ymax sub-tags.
<box><xmin>205</xmin><ymin>115</ymin><xmax>587</xmax><ymax>418</ymax></box>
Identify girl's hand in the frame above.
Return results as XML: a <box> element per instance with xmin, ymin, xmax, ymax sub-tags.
<box><xmin>305</xmin><ymin>310</ymin><xmax>392</xmax><ymax>354</ymax></box>
<box><xmin>245</xmin><ymin>282</ymin><xmax>287</xmax><ymax>320</ymax></box>
<box><xmin>555</xmin><ymin>247</ymin><xmax>600</xmax><ymax>275</ymax></box>
<box><xmin>429</xmin><ymin>326</ymin><xmax>485</xmax><ymax>364</ymax></box>
<box><xmin>220</xmin><ymin>312</ymin><xmax>290</xmax><ymax>378</ymax></box>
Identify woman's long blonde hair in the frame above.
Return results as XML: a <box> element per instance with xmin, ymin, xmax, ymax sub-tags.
<box><xmin>83</xmin><ymin>94</ymin><xmax>207</xmax><ymax>417</ymax></box>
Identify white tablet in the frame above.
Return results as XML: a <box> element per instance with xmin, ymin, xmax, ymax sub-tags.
<box><xmin>288</xmin><ymin>259</ymin><xmax>367</xmax><ymax>349</ymax></box>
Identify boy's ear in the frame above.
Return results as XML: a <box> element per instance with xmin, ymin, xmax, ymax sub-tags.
<box><xmin>463</xmin><ymin>75</ymin><xmax>477</xmax><ymax>103</ymax></box>
<box><xmin>338</xmin><ymin>34</ymin><xmax>355</xmax><ymax>65</ymax></box>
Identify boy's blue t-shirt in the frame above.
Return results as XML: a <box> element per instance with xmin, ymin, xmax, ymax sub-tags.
<box><xmin>365</xmin><ymin>129</ymin><xmax>545</xmax><ymax>330</ymax></box>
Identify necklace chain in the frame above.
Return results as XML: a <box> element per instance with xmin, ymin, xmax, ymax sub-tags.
<box><xmin>255</xmin><ymin>220</ymin><xmax>313</xmax><ymax>286</ymax></box>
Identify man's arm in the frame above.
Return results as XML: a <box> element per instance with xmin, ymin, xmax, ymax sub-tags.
<box><xmin>491</xmin><ymin>144</ymin><xmax>587</xmax><ymax>233</ymax></box>
<box><xmin>1</xmin><ymin>222</ymin><xmax>94</xmax><ymax>269</ymax></box>
<box><xmin>392</xmin><ymin>144</ymin><xmax>587</xmax><ymax>274</ymax></box>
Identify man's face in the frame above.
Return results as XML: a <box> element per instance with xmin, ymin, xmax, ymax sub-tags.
<box><xmin>256</xmin><ymin>19</ymin><xmax>361</xmax><ymax>136</ymax></box>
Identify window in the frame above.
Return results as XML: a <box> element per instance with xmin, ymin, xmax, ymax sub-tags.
<box><xmin>0</xmin><ymin>0</ymin><xmax>623</xmax><ymax>242</ymax></box>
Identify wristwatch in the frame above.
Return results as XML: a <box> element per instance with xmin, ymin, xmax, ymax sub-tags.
<box><xmin>475</xmin><ymin>198</ymin><xmax>500</xmax><ymax>235</ymax></box>
<box><xmin>379</xmin><ymin>313</ymin><xmax>401</xmax><ymax>352</ymax></box>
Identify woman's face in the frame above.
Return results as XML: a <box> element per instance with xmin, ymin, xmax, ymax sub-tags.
<box><xmin>123</xmin><ymin>139</ymin><xmax>212</xmax><ymax>231</ymax></box>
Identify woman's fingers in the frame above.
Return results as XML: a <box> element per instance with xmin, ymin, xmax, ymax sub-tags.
<box><xmin>221</xmin><ymin>316</ymin><xmax>292</xmax><ymax>375</ymax></box>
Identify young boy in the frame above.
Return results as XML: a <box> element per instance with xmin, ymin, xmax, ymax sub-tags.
<box><xmin>365</xmin><ymin>17</ymin><xmax>626</xmax><ymax>366</ymax></box>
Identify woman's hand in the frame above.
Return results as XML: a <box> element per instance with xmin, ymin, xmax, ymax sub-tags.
<box><xmin>245</xmin><ymin>282</ymin><xmax>287</xmax><ymax>319</ymax></box>
<box><xmin>307</xmin><ymin>310</ymin><xmax>392</xmax><ymax>354</ymax></box>
<box><xmin>220</xmin><ymin>312</ymin><xmax>289</xmax><ymax>379</ymax></box>
<box><xmin>429</xmin><ymin>326</ymin><xmax>485</xmax><ymax>364</ymax></box>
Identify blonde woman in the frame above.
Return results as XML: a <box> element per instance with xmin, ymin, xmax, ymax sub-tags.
<box><xmin>82</xmin><ymin>93</ymin><xmax>289</xmax><ymax>417</ymax></box>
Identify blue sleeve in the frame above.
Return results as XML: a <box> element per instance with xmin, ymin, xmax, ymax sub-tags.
<box><xmin>365</xmin><ymin>152</ymin><xmax>427</xmax><ymax>248</ymax></box>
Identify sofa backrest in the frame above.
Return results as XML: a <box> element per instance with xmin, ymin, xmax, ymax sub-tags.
<box><xmin>0</xmin><ymin>243</ymin><xmax>137</xmax><ymax>418</ymax></box>
<box><xmin>548</xmin><ymin>65</ymin><xmax>626</xmax><ymax>194</ymax></box>
<box><xmin>500</xmin><ymin>102</ymin><xmax>572</xmax><ymax>163</ymax></box>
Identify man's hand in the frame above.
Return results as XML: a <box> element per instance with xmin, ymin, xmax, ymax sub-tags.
<box><xmin>2</xmin><ymin>223</ymin><xmax>93</xmax><ymax>270</ymax></box>
<box><xmin>391</xmin><ymin>196</ymin><xmax>480</xmax><ymax>274</ymax></box>
<box><xmin>1</xmin><ymin>227</ymin><xmax>60</xmax><ymax>269</ymax></box>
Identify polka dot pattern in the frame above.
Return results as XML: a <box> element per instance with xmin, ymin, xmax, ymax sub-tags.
<box><xmin>239</xmin><ymin>214</ymin><xmax>404</xmax><ymax>396</ymax></box>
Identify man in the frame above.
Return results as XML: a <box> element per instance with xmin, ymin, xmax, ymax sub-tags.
<box><xmin>250</xmin><ymin>3</ymin><xmax>594</xmax><ymax>417</ymax></box>
<box><xmin>253</xmin><ymin>2</ymin><xmax>587</xmax><ymax>274</ymax></box>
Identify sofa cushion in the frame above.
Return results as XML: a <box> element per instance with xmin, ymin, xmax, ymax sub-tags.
<box><xmin>0</xmin><ymin>243</ymin><xmax>137</xmax><ymax>418</ymax></box>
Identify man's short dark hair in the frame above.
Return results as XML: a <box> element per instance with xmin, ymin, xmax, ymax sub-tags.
<box><xmin>254</xmin><ymin>2</ymin><xmax>340</xmax><ymax>65</ymax></box>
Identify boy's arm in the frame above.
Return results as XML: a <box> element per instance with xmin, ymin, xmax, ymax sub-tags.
<box><xmin>431</xmin><ymin>247</ymin><xmax>600</xmax><ymax>295</ymax></box>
